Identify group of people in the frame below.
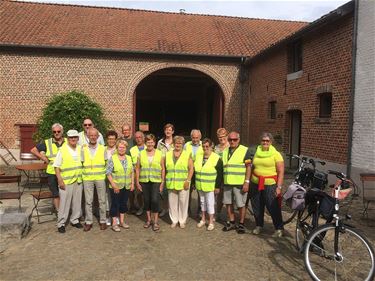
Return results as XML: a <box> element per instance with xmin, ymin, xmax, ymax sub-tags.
<box><xmin>31</xmin><ymin>119</ymin><xmax>285</xmax><ymax>237</ymax></box>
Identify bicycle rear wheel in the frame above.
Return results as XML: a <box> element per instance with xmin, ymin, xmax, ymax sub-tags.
<box><xmin>304</xmin><ymin>224</ymin><xmax>375</xmax><ymax>281</ymax></box>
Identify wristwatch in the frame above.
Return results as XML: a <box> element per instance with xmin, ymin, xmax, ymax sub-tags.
<box><xmin>277</xmin><ymin>186</ymin><xmax>282</xmax><ymax>190</ymax></box>
<box><xmin>244</xmin><ymin>180</ymin><xmax>250</xmax><ymax>183</ymax></box>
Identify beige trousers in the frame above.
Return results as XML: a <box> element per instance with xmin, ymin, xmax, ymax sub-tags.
<box><xmin>168</xmin><ymin>189</ymin><xmax>189</xmax><ymax>225</ymax></box>
<box><xmin>57</xmin><ymin>181</ymin><xmax>83</xmax><ymax>228</ymax></box>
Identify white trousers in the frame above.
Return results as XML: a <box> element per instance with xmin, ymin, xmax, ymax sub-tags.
<box><xmin>168</xmin><ymin>189</ymin><xmax>189</xmax><ymax>225</ymax></box>
<box><xmin>57</xmin><ymin>181</ymin><xmax>83</xmax><ymax>227</ymax></box>
<box><xmin>198</xmin><ymin>190</ymin><xmax>215</xmax><ymax>215</ymax></box>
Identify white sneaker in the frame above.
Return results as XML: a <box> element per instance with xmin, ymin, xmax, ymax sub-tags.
<box><xmin>197</xmin><ymin>220</ymin><xmax>206</xmax><ymax>228</ymax></box>
<box><xmin>179</xmin><ymin>223</ymin><xmax>186</xmax><ymax>229</ymax></box>
<box><xmin>136</xmin><ymin>208</ymin><xmax>143</xmax><ymax>216</ymax></box>
<box><xmin>252</xmin><ymin>226</ymin><xmax>263</xmax><ymax>235</ymax></box>
<box><xmin>105</xmin><ymin>218</ymin><xmax>111</xmax><ymax>226</ymax></box>
<box><xmin>207</xmin><ymin>223</ymin><xmax>215</xmax><ymax>231</ymax></box>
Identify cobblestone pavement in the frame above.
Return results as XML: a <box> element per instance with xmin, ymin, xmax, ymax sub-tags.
<box><xmin>1</xmin><ymin>166</ymin><xmax>374</xmax><ymax>281</ymax></box>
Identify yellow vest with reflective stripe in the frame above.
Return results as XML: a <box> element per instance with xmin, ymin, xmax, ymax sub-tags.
<box><xmin>222</xmin><ymin>145</ymin><xmax>248</xmax><ymax>185</ymax></box>
<box><xmin>111</xmin><ymin>154</ymin><xmax>133</xmax><ymax>190</ymax></box>
<box><xmin>165</xmin><ymin>150</ymin><xmax>189</xmax><ymax>190</ymax></box>
<box><xmin>195</xmin><ymin>152</ymin><xmax>220</xmax><ymax>192</ymax></box>
<box><xmin>60</xmin><ymin>144</ymin><xmax>82</xmax><ymax>185</ymax></box>
<box><xmin>45</xmin><ymin>138</ymin><xmax>66</xmax><ymax>175</ymax></box>
<box><xmin>82</xmin><ymin>144</ymin><xmax>106</xmax><ymax>181</ymax></box>
<box><xmin>184</xmin><ymin>141</ymin><xmax>203</xmax><ymax>162</ymax></box>
<box><xmin>139</xmin><ymin>149</ymin><xmax>162</xmax><ymax>183</ymax></box>
<box><xmin>130</xmin><ymin>145</ymin><xmax>143</xmax><ymax>166</ymax></box>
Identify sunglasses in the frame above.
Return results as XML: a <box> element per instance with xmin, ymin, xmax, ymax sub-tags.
<box><xmin>228</xmin><ymin>138</ymin><xmax>239</xmax><ymax>142</ymax></box>
<box><xmin>53</xmin><ymin>131</ymin><xmax>61</xmax><ymax>134</ymax></box>
<box><xmin>84</xmin><ymin>124</ymin><xmax>92</xmax><ymax>127</ymax></box>
<box><xmin>262</xmin><ymin>139</ymin><xmax>271</xmax><ymax>143</ymax></box>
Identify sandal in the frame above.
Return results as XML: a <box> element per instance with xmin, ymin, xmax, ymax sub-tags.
<box><xmin>222</xmin><ymin>222</ymin><xmax>236</xmax><ymax>232</ymax></box>
<box><xmin>152</xmin><ymin>223</ymin><xmax>160</xmax><ymax>231</ymax></box>
<box><xmin>143</xmin><ymin>221</ymin><xmax>152</xmax><ymax>229</ymax></box>
<box><xmin>237</xmin><ymin>224</ymin><xmax>246</xmax><ymax>234</ymax></box>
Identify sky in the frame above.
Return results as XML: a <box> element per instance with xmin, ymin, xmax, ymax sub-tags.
<box><xmin>24</xmin><ymin>0</ymin><xmax>350</xmax><ymax>22</ymax></box>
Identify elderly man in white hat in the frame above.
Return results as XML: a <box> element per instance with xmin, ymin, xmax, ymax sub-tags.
<box><xmin>54</xmin><ymin>129</ymin><xmax>83</xmax><ymax>233</ymax></box>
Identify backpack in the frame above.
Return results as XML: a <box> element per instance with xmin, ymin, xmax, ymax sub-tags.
<box><xmin>283</xmin><ymin>183</ymin><xmax>306</xmax><ymax>211</ymax></box>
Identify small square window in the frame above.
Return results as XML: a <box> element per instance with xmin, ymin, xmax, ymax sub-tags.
<box><xmin>269</xmin><ymin>101</ymin><xmax>277</xmax><ymax>119</ymax></box>
<box><xmin>319</xmin><ymin>93</ymin><xmax>332</xmax><ymax>118</ymax></box>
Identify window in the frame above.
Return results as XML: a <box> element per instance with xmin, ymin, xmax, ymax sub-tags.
<box><xmin>319</xmin><ymin>93</ymin><xmax>332</xmax><ymax>118</ymax></box>
<box><xmin>269</xmin><ymin>101</ymin><xmax>277</xmax><ymax>119</ymax></box>
<box><xmin>288</xmin><ymin>40</ymin><xmax>303</xmax><ymax>73</ymax></box>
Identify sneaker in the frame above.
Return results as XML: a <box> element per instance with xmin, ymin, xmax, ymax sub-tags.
<box><xmin>57</xmin><ymin>226</ymin><xmax>65</xmax><ymax>233</ymax></box>
<box><xmin>136</xmin><ymin>208</ymin><xmax>144</xmax><ymax>216</ymax></box>
<box><xmin>170</xmin><ymin>223</ymin><xmax>177</xmax><ymax>229</ymax></box>
<box><xmin>120</xmin><ymin>223</ymin><xmax>130</xmax><ymax>229</ymax></box>
<box><xmin>71</xmin><ymin>223</ymin><xmax>83</xmax><ymax>229</ymax></box>
<box><xmin>105</xmin><ymin>218</ymin><xmax>111</xmax><ymax>226</ymax></box>
<box><xmin>237</xmin><ymin>223</ymin><xmax>246</xmax><ymax>234</ymax></box>
<box><xmin>159</xmin><ymin>209</ymin><xmax>167</xmax><ymax>217</ymax></box>
<box><xmin>207</xmin><ymin>223</ymin><xmax>215</xmax><ymax>231</ymax></box>
<box><xmin>252</xmin><ymin>226</ymin><xmax>263</xmax><ymax>235</ymax></box>
<box><xmin>179</xmin><ymin>223</ymin><xmax>186</xmax><ymax>229</ymax></box>
<box><xmin>112</xmin><ymin>225</ymin><xmax>121</xmax><ymax>232</ymax></box>
<box><xmin>197</xmin><ymin>220</ymin><xmax>206</xmax><ymax>228</ymax></box>
<box><xmin>272</xmin><ymin>229</ymin><xmax>284</xmax><ymax>238</ymax></box>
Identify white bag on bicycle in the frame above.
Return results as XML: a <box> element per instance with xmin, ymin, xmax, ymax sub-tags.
<box><xmin>283</xmin><ymin>183</ymin><xmax>306</xmax><ymax>211</ymax></box>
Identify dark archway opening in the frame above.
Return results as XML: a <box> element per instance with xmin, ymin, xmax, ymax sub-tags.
<box><xmin>135</xmin><ymin>68</ymin><xmax>223</xmax><ymax>139</ymax></box>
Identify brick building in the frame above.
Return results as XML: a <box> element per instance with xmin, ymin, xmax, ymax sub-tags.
<box><xmin>1</xmin><ymin>0</ymin><xmax>371</xmax><ymax>179</ymax></box>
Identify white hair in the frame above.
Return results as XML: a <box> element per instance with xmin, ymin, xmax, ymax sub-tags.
<box><xmin>51</xmin><ymin>123</ymin><xmax>63</xmax><ymax>131</ymax></box>
<box><xmin>190</xmin><ymin>129</ymin><xmax>201</xmax><ymax>137</ymax></box>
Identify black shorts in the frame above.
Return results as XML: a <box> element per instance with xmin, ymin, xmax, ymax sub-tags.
<box><xmin>47</xmin><ymin>174</ymin><xmax>59</xmax><ymax>198</ymax></box>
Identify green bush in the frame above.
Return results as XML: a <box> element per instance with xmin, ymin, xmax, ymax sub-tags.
<box><xmin>34</xmin><ymin>91</ymin><xmax>111</xmax><ymax>141</ymax></box>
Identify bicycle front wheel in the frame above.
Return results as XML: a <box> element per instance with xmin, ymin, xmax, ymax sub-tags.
<box><xmin>304</xmin><ymin>224</ymin><xmax>375</xmax><ymax>281</ymax></box>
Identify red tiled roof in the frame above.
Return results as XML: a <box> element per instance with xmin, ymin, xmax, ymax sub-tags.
<box><xmin>0</xmin><ymin>0</ymin><xmax>307</xmax><ymax>57</ymax></box>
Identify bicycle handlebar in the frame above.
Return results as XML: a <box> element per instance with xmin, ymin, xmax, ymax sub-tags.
<box><xmin>328</xmin><ymin>170</ymin><xmax>347</xmax><ymax>181</ymax></box>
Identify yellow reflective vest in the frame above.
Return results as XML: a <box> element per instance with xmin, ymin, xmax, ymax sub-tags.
<box><xmin>222</xmin><ymin>145</ymin><xmax>248</xmax><ymax>185</ymax></box>
<box><xmin>59</xmin><ymin>144</ymin><xmax>82</xmax><ymax>185</ymax></box>
<box><xmin>139</xmin><ymin>149</ymin><xmax>163</xmax><ymax>183</ymax></box>
<box><xmin>111</xmin><ymin>154</ymin><xmax>133</xmax><ymax>190</ymax></box>
<box><xmin>194</xmin><ymin>152</ymin><xmax>220</xmax><ymax>192</ymax></box>
<box><xmin>82</xmin><ymin>144</ymin><xmax>106</xmax><ymax>181</ymax></box>
<box><xmin>165</xmin><ymin>150</ymin><xmax>190</xmax><ymax>190</ymax></box>
<box><xmin>184</xmin><ymin>141</ymin><xmax>203</xmax><ymax>162</ymax></box>
<box><xmin>130</xmin><ymin>145</ymin><xmax>143</xmax><ymax>166</ymax></box>
<box><xmin>45</xmin><ymin>138</ymin><xmax>66</xmax><ymax>175</ymax></box>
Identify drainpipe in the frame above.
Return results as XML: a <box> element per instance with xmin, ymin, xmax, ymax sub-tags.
<box><xmin>347</xmin><ymin>0</ymin><xmax>359</xmax><ymax>177</ymax></box>
<box><xmin>239</xmin><ymin>56</ymin><xmax>247</xmax><ymax>136</ymax></box>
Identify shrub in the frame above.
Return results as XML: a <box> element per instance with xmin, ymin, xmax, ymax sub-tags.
<box><xmin>34</xmin><ymin>91</ymin><xmax>111</xmax><ymax>141</ymax></box>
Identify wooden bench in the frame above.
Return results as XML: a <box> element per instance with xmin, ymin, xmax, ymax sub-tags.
<box><xmin>360</xmin><ymin>173</ymin><xmax>375</xmax><ymax>218</ymax></box>
<box><xmin>0</xmin><ymin>175</ymin><xmax>22</xmax><ymax>210</ymax></box>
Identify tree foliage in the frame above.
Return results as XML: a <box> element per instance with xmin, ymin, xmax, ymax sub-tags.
<box><xmin>34</xmin><ymin>91</ymin><xmax>111</xmax><ymax>141</ymax></box>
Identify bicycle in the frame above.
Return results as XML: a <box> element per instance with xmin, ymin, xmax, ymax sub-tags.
<box><xmin>304</xmin><ymin>170</ymin><xmax>374</xmax><ymax>281</ymax></box>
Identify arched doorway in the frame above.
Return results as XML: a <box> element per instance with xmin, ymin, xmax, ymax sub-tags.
<box><xmin>134</xmin><ymin>67</ymin><xmax>224</xmax><ymax>139</ymax></box>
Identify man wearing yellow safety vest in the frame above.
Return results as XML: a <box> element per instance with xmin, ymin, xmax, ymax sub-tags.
<box><xmin>222</xmin><ymin>131</ymin><xmax>252</xmax><ymax>234</ymax></box>
<box><xmin>184</xmin><ymin>129</ymin><xmax>203</xmax><ymax>217</ymax></box>
<box><xmin>31</xmin><ymin>123</ymin><xmax>66</xmax><ymax>212</ymax></box>
<box><xmin>54</xmin><ymin>130</ymin><xmax>83</xmax><ymax>234</ymax></box>
<box><xmin>129</xmin><ymin>131</ymin><xmax>145</xmax><ymax>216</ymax></box>
<box><xmin>81</xmin><ymin>128</ymin><xmax>108</xmax><ymax>232</ymax></box>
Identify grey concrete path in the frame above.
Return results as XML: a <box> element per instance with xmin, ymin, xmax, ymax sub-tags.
<box><xmin>0</xmin><ymin>165</ymin><xmax>374</xmax><ymax>281</ymax></box>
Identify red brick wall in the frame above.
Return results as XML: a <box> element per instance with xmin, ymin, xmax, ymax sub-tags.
<box><xmin>247</xmin><ymin>14</ymin><xmax>353</xmax><ymax>164</ymax></box>
<box><xmin>0</xmin><ymin>52</ymin><xmax>245</xmax><ymax>149</ymax></box>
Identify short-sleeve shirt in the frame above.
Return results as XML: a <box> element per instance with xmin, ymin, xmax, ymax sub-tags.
<box><xmin>251</xmin><ymin>151</ymin><xmax>283</xmax><ymax>185</ymax></box>
<box><xmin>36</xmin><ymin>138</ymin><xmax>65</xmax><ymax>152</ymax></box>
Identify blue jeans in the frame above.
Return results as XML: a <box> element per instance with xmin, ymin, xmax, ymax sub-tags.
<box><xmin>109</xmin><ymin>188</ymin><xmax>129</xmax><ymax>217</ymax></box>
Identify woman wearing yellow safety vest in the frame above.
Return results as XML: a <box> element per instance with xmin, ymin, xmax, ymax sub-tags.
<box><xmin>106</xmin><ymin>139</ymin><xmax>134</xmax><ymax>232</ymax></box>
<box><xmin>195</xmin><ymin>138</ymin><xmax>223</xmax><ymax>231</ymax></box>
<box><xmin>165</xmin><ymin>136</ymin><xmax>194</xmax><ymax>229</ymax></box>
<box><xmin>135</xmin><ymin>134</ymin><xmax>165</xmax><ymax>231</ymax></box>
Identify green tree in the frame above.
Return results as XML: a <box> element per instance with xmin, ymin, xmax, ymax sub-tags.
<box><xmin>34</xmin><ymin>91</ymin><xmax>111</xmax><ymax>141</ymax></box>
